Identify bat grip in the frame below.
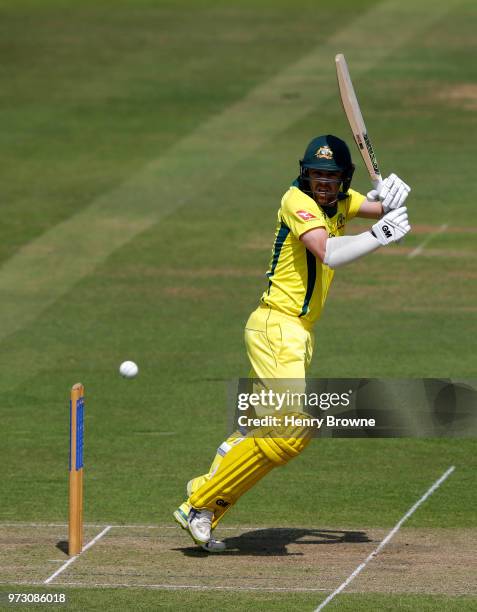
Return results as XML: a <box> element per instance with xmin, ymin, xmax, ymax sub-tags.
<box><xmin>372</xmin><ymin>176</ymin><xmax>383</xmax><ymax>191</ymax></box>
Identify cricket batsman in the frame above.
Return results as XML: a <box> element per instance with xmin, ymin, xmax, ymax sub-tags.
<box><xmin>173</xmin><ymin>134</ymin><xmax>411</xmax><ymax>551</ymax></box>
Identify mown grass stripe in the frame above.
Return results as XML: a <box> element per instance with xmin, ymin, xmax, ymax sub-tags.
<box><xmin>0</xmin><ymin>0</ymin><xmax>461</xmax><ymax>345</ymax></box>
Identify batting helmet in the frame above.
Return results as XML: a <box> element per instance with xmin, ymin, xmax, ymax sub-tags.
<box><xmin>298</xmin><ymin>135</ymin><xmax>355</xmax><ymax>195</ymax></box>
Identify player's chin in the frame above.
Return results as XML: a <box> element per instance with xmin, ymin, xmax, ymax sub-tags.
<box><xmin>314</xmin><ymin>192</ymin><xmax>328</xmax><ymax>205</ymax></box>
<box><xmin>316</xmin><ymin>194</ymin><xmax>336</xmax><ymax>207</ymax></box>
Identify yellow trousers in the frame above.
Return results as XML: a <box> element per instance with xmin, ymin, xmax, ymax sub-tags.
<box><xmin>245</xmin><ymin>304</ymin><xmax>314</xmax><ymax>381</ymax></box>
<box><xmin>185</xmin><ymin>305</ymin><xmax>315</xmax><ymax>526</ymax></box>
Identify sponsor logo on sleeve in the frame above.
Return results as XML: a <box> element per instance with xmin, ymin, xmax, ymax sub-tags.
<box><xmin>296</xmin><ymin>209</ymin><xmax>317</xmax><ymax>221</ymax></box>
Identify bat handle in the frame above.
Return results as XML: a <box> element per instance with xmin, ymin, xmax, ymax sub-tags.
<box><xmin>372</xmin><ymin>176</ymin><xmax>383</xmax><ymax>191</ymax></box>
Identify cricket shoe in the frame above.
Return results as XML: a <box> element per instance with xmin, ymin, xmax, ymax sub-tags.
<box><xmin>173</xmin><ymin>501</ymin><xmax>191</xmax><ymax>529</ymax></box>
<box><xmin>173</xmin><ymin>503</ymin><xmax>226</xmax><ymax>552</ymax></box>
<box><xmin>188</xmin><ymin>508</ymin><xmax>213</xmax><ymax>544</ymax></box>
<box><xmin>200</xmin><ymin>538</ymin><xmax>226</xmax><ymax>552</ymax></box>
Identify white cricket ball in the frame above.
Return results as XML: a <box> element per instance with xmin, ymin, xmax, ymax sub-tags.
<box><xmin>119</xmin><ymin>360</ymin><xmax>139</xmax><ymax>379</ymax></box>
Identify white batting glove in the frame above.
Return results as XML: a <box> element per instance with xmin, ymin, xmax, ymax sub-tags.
<box><xmin>366</xmin><ymin>185</ymin><xmax>382</xmax><ymax>202</ymax></box>
<box><xmin>372</xmin><ymin>206</ymin><xmax>411</xmax><ymax>246</ymax></box>
<box><xmin>378</xmin><ymin>173</ymin><xmax>411</xmax><ymax>213</ymax></box>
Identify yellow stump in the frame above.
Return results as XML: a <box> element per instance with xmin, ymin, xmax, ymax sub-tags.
<box><xmin>69</xmin><ymin>383</ymin><xmax>84</xmax><ymax>556</ymax></box>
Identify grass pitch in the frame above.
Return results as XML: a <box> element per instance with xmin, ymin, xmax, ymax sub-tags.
<box><xmin>0</xmin><ymin>0</ymin><xmax>476</xmax><ymax>610</ymax></box>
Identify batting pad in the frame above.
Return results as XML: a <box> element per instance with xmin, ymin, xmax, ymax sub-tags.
<box><xmin>189</xmin><ymin>417</ymin><xmax>311</xmax><ymax>527</ymax></box>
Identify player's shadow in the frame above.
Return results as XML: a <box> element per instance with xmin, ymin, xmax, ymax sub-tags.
<box><xmin>176</xmin><ymin>528</ymin><xmax>371</xmax><ymax>557</ymax></box>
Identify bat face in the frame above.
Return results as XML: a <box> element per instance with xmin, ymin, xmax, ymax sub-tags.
<box><xmin>335</xmin><ymin>53</ymin><xmax>382</xmax><ymax>188</ymax></box>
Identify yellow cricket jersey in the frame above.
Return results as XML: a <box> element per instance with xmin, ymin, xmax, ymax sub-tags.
<box><xmin>260</xmin><ymin>185</ymin><xmax>365</xmax><ymax>326</ymax></box>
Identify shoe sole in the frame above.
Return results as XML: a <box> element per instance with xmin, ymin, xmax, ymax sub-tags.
<box><xmin>173</xmin><ymin>507</ymin><xmax>188</xmax><ymax>530</ymax></box>
<box><xmin>201</xmin><ymin>540</ymin><xmax>226</xmax><ymax>552</ymax></box>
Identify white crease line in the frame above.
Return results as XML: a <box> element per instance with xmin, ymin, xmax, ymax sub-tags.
<box><xmin>43</xmin><ymin>526</ymin><xmax>111</xmax><ymax>585</ymax></box>
<box><xmin>407</xmin><ymin>223</ymin><xmax>448</xmax><ymax>258</ymax></box>
<box><xmin>59</xmin><ymin>582</ymin><xmax>328</xmax><ymax>593</ymax></box>
<box><xmin>1</xmin><ymin>580</ymin><xmax>327</xmax><ymax>593</ymax></box>
<box><xmin>0</xmin><ymin>522</ymin><xmax>292</xmax><ymax>531</ymax></box>
<box><xmin>314</xmin><ymin>465</ymin><xmax>455</xmax><ymax>611</ymax></box>
<box><xmin>0</xmin><ymin>522</ymin><xmax>70</xmax><ymax>527</ymax></box>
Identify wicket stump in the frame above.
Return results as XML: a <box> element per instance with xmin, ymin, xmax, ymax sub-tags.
<box><xmin>69</xmin><ymin>383</ymin><xmax>84</xmax><ymax>556</ymax></box>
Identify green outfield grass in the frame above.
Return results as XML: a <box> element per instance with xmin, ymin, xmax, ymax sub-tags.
<box><xmin>0</xmin><ymin>587</ymin><xmax>476</xmax><ymax>612</ymax></box>
<box><xmin>1</xmin><ymin>0</ymin><xmax>476</xmax><ymax>610</ymax></box>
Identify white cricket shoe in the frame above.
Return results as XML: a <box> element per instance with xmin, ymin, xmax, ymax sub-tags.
<box><xmin>173</xmin><ymin>502</ymin><xmax>190</xmax><ymax>529</ymax></box>
<box><xmin>188</xmin><ymin>508</ymin><xmax>213</xmax><ymax>543</ymax></box>
<box><xmin>201</xmin><ymin>538</ymin><xmax>226</xmax><ymax>552</ymax></box>
<box><xmin>173</xmin><ymin>504</ymin><xmax>226</xmax><ymax>552</ymax></box>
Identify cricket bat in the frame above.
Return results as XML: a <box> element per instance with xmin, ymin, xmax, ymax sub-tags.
<box><xmin>335</xmin><ymin>53</ymin><xmax>382</xmax><ymax>190</ymax></box>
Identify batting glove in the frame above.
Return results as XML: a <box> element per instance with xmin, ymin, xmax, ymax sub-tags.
<box><xmin>366</xmin><ymin>185</ymin><xmax>382</xmax><ymax>202</ymax></box>
<box><xmin>372</xmin><ymin>206</ymin><xmax>411</xmax><ymax>246</ymax></box>
<box><xmin>377</xmin><ymin>173</ymin><xmax>411</xmax><ymax>213</ymax></box>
